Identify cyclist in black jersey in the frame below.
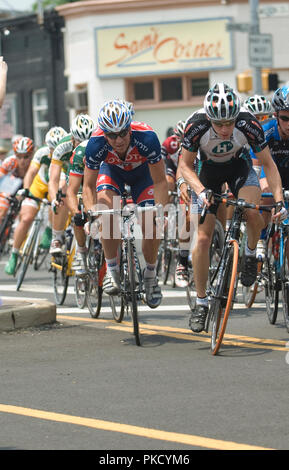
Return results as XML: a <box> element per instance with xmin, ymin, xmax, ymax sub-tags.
<box><xmin>180</xmin><ymin>82</ymin><xmax>286</xmax><ymax>333</ymax></box>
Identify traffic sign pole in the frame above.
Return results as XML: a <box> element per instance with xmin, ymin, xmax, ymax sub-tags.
<box><xmin>250</xmin><ymin>0</ymin><xmax>263</xmax><ymax>94</ymax></box>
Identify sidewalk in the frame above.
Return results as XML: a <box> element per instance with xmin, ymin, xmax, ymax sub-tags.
<box><xmin>0</xmin><ymin>297</ymin><xmax>56</xmax><ymax>332</ymax></box>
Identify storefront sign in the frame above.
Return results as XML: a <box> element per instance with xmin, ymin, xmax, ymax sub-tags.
<box><xmin>95</xmin><ymin>18</ymin><xmax>233</xmax><ymax>77</ymax></box>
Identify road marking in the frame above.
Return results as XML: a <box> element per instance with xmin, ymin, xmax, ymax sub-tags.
<box><xmin>57</xmin><ymin>315</ymin><xmax>289</xmax><ymax>352</ymax></box>
<box><xmin>0</xmin><ymin>404</ymin><xmax>273</xmax><ymax>450</ymax></box>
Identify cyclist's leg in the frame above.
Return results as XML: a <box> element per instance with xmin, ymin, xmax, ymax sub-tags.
<box><xmin>131</xmin><ymin>169</ymin><xmax>162</xmax><ymax>308</ymax></box>
<box><xmin>96</xmin><ymin>164</ymin><xmax>124</xmax><ymax>294</ymax></box>
<box><xmin>50</xmin><ymin>179</ymin><xmax>69</xmax><ymax>254</ymax></box>
<box><xmin>5</xmin><ymin>199</ymin><xmax>38</xmax><ymax>275</ymax></box>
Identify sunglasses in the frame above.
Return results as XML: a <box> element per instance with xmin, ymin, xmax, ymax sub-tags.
<box><xmin>16</xmin><ymin>155</ymin><xmax>31</xmax><ymax>160</ymax></box>
<box><xmin>278</xmin><ymin>115</ymin><xmax>289</xmax><ymax>122</ymax></box>
<box><xmin>106</xmin><ymin>128</ymin><xmax>130</xmax><ymax>140</ymax></box>
<box><xmin>211</xmin><ymin>120</ymin><xmax>235</xmax><ymax>127</ymax></box>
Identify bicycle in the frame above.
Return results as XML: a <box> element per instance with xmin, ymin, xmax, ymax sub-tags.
<box><xmin>0</xmin><ymin>194</ymin><xmax>22</xmax><ymax>258</ymax></box>
<box><xmin>201</xmin><ymin>192</ymin><xmax>273</xmax><ymax>355</ymax></box>
<box><xmin>262</xmin><ymin>190</ymin><xmax>289</xmax><ymax>332</ymax></box>
<box><xmin>89</xmin><ymin>201</ymin><xmax>162</xmax><ymax>346</ymax></box>
<box><xmin>16</xmin><ymin>195</ymin><xmax>51</xmax><ymax>291</ymax></box>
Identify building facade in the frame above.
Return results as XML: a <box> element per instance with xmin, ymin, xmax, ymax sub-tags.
<box><xmin>0</xmin><ymin>10</ymin><xmax>69</xmax><ymax>149</ymax></box>
<box><xmin>57</xmin><ymin>0</ymin><xmax>289</xmax><ymax>141</ymax></box>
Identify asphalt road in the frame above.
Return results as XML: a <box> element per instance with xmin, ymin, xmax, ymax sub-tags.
<box><xmin>0</xmin><ymin>254</ymin><xmax>289</xmax><ymax>452</ymax></box>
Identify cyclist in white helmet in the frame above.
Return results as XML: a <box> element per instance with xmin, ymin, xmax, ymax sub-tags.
<box><xmin>5</xmin><ymin>126</ymin><xmax>68</xmax><ymax>276</ymax></box>
<box><xmin>48</xmin><ymin>114</ymin><xmax>95</xmax><ymax>255</ymax></box>
<box><xmin>83</xmin><ymin>99</ymin><xmax>169</xmax><ymax>309</ymax></box>
<box><xmin>180</xmin><ymin>82</ymin><xmax>285</xmax><ymax>333</ymax></box>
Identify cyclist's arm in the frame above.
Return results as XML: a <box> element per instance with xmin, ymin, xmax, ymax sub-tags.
<box><xmin>180</xmin><ymin>148</ymin><xmax>204</xmax><ymax>195</ymax></box>
<box><xmin>256</xmin><ymin>146</ymin><xmax>284</xmax><ymax>203</ymax></box>
<box><xmin>82</xmin><ymin>166</ymin><xmax>98</xmax><ymax>210</ymax></box>
<box><xmin>23</xmin><ymin>162</ymin><xmax>39</xmax><ymax>189</ymax></box>
<box><xmin>149</xmin><ymin>159</ymin><xmax>169</xmax><ymax>206</ymax></box>
<box><xmin>48</xmin><ymin>161</ymin><xmax>62</xmax><ymax>203</ymax></box>
<box><xmin>66</xmin><ymin>174</ymin><xmax>82</xmax><ymax>215</ymax></box>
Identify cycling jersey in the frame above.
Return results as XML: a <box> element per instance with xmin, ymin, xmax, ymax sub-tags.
<box><xmin>161</xmin><ymin>135</ymin><xmax>180</xmax><ymax>178</ymax></box>
<box><xmin>262</xmin><ymin>118</ymin><xmax>289</xmax><ymax>188</ymax></box>
<box><xmin>183</xmin><ymin>107</ymin><xmax>268</xmax><ymax>163</ymax></box>
<box><xmin>0</xmin><ymin>155</ymin><xmax>20</xmax><ymax>178</ymax></box>
<box><xmin>85</xmin><ymin>121</ymin><xmax>162</xmax><ymax>171</ymax></box>
<box><xmin>31</xmin><ymin>145</ymin><xmax>51</xmax><ymax>185</ymax></box>
<box><xmin>51</xmin><ymin>133</ymin><xmax>74</xmax><ymax>175</ymax></box>
<box><xmin>183</xmin><ymin>108</ymin><xmax>263</xmax><ymax>215</ymax></box>
<box><xmin>69</xmin><ymin>140</ymin><xmax>87</xmax><ymax>179</ymax></box>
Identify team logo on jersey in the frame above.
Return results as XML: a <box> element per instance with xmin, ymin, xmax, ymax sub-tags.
<box><xmin>212</xmin><ymin>141</ymin><xmax>233</xmax><ymax>154</ymax></box>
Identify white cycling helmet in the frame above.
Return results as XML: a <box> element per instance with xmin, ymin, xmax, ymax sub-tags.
<box><xmin>204</xmin><ymin>82</ymin><xmax>241</xmax><ymax>121</ymax></box>
<box><xmin>174</xmin><ymin>120</ymin><xmax>186</xmax><ymax>140</ymax></box>
<box><xmin>243</xmin><ymin>95</ymin><xmax>272</xmax><ymax>116</ymax></box>
<box><xmin>13</xmin><ymin>136</ymin><xmax>34</xmax><ymax>156</ymax></box>
<box><xmin>98</xmin><ymin>100</ymin><xmax>132</xmax><ymax>133</ymax></box>
<box><xmin>70</xmin><ymin>114</ymin><xmax>96</xmax><ymax>141</ymax></box>
<box><xmin>272</xmin><ymin>85</ymin><xmax>289</xmax><ymax>112</ymax></box>
<box><xmin>45</xmin><ymin>126</ymin><xmax>68</xmax><ymax>149</ymax></box>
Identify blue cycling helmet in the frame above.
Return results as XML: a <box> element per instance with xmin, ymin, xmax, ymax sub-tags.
<box><xmin>98</xmin><ymin>100</ymin><xmax>132</xmax><ymax>133</ymax></box>
<box><xmin>272</xmin><ymin>85</ymin><xmax>289</xmax><ymax>111</ymax></box>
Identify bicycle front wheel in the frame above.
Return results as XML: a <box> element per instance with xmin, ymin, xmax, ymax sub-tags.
<box><xmin>281</xmin><ymin>240</ymin><xmax>289</xmax><ymax>333</ymax></box>
<box><xmin>127</xmin><ymin>240</ymin><xmax>140</xmax><ymax>346</ymax></box>
<box><xmin>210</xmin><ymin>239</ymin><xmax>239</xmax><ymax>355</ymax></box>
<box><xmin>264</xmin><ymin>239</ymin><xmax>279</xmax><ymax>325</ymax></box>
<box><xmin>52</xmin><ymin>256</ymin><xmax>69</xmax><ymax>305</ymax></box>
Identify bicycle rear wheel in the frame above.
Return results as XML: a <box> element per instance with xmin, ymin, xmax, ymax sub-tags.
<box><xmin>52</xmin><ymin>255</ymin><xmax>69</xmax><ymax>305</ymax></box>
<box><xmin>16</xmin><ymin>229</ymin><xmax>38</xmax><ymax>291</ymax></box>
<box><xmin>74</xmin><ymin>275</ymin><xmax>88</xmax><ymax>309</ymax></box>
<box><xmin>242</xmin><ymin>259</ymin><xmax>263</xmax><ymax>308</ymax></box>
<box><xmin>209</xmin><ymin>239</ymin><xmax>239</xmax><ymax>355</ymax></box>
<box><xmin>281</xmin><ymin>240</ymin><xmax>289</xmax><ymax>333</ymax></box>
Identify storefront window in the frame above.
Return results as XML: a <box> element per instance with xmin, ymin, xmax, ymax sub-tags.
<box><xmin>134</xmin><ymin>82</ymin><xmax>154</xmax><ymax>100</ymax></box>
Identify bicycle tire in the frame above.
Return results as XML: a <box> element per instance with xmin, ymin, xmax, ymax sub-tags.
<box><xmin>127</xmin><ymin>240</ymin><xmax>140</xmax><ymax>346</ymax></box>
<box><xmin>16</xmin><ymin>228</ymin><xmax>38</xmax><ymax>291</ymax></box>
<box><xmin>264</xmin><ymin>239</ymin><xmax>279</xmax><ymax>325</ymax></box>
<box><xmin>86</xmin><ymin>247</ymin><xmax>104</xmax><ymax>319</ymax></box>
<box><xmin>34</xmin><ymin>246</ymin><xmax>49</xmax><ymax>271</ymax></box>
<box><xmin>0</xmin><ymin>213</ymin><xmax>14</xmax><ymax>257</ymax></box>
<box><xmin>210</xmin><ymin>239</ymin><xmax>239</xmax><ymax>355</ymax></box>
<box><xmin>52</xmin><ymin>255</ymin><xmax>69</xmax><ymax>305</ymax></box>
<box><xmin>242</xmin><ymin>259</ymin><xmax>263</xmax><ymax>308</ymax></box>
<box><xmin>281</xmin><ymin>239</ymin><xmax>289</xmax><ymax>333</ymax></box>
<box><xmin>74</xmin><ymin>275</ymin><xmax>88</xmax><ymax>309</ymax></box>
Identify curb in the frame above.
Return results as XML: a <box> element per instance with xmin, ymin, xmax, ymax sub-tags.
<box><xmin>0</xmin><ymin>297</ymin><xmax>56</xmax><ymax>332</ymax></box>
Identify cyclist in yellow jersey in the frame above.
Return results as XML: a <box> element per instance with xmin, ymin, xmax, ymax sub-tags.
<box><xmin>5</xmin><ymin>127</ymin><xmax>67</xmax><ymax>275</ymax></box>
<box><xmin>48</xmin><ymin>114</ymin><xmax>96</xmax><ymax>255</ymax></box>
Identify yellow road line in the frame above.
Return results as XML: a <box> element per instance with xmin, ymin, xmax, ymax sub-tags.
<box><xmin>57</xmin><ymin>315</ymin><xmax>289</xmax><ymax>351</ymax></box>
<box><xmin>0</xmin><ymin>404</ymin><xmax>273</xmax><ymax>450</ymax></box>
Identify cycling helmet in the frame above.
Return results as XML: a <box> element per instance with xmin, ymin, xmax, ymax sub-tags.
<box><xmin>117</xmin><ymin>99</ymin><xmax>135</xmax><ymax>116</ymax></box>
<box><xmin>204</xmin><ymin>82</ymin><xmax>241</xmax><ymax>121</ymax></box>
<box><xmin>13</xmin><ymin>136</ymin><xmax>34</xmax><ymax>156</ymax></box>
<box><xmin>174</xmin><ymin>120</ymin><xmax>186</xmax><ymax>140</ymax></box>
<box><xmin>98</xmin><ymin>100</ymin><xmax>132</xmax><ymax>133</ymax></box>
<box><xmin>70</xmin><ymin>114</ymin><xmax>95</xmax><ymax>141</ymax></box>
<box><xmin>272</xmin><ymin>85</ymin><xmax>289</xmax><ymax>111</ymax></box>
<box><xmin>45</xmin><ymin>126</ymin><xmax>68</xmax><ymax>149</ymax></box>
<box><xmin>243</xmin><ymin>95</ymin><xmax>272</xmax><ymax>115</ymax></box>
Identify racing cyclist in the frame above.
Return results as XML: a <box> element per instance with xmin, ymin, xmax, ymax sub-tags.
<box><xmin>180</xmin><ymin>82</ymin><xmax>285</xmax><ymax>333</ymax></box>
<box><xmin>83</xmin><ymin>99</ymin><xmax>169</xmax><ymax>308</ymax></box>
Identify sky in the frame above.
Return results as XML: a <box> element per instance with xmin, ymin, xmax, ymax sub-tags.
<box><xmin>0</xmin><ymin>0</ymin><xmax>35</xmax><ymax>11</ymax></box>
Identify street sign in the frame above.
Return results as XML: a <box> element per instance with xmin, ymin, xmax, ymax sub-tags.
<box><xmin>249</xmin><ymin>33</ymin><xmax>273</xmax><ymax>68</ymax></box>
<box><xmin>226</xmin><ymin>22</ymin><xmax>250</xmax><ymax>32</ymax></box>
<box><xmin>259</xmin><ymin>3</ymin><xmax>289</xmax><ymax>18</ymax></box>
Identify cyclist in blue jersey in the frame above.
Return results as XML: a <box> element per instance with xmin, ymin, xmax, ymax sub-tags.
<box><xmin>83</xmin><ymin>100</ymin><xmax>169</xmax><ymax>308</ymax></box>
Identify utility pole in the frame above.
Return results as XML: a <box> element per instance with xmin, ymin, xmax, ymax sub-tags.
<box><xmin>249</xmin><ymin>0</ymin><xmax>263</xmax><ymax>94</ymax></box>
